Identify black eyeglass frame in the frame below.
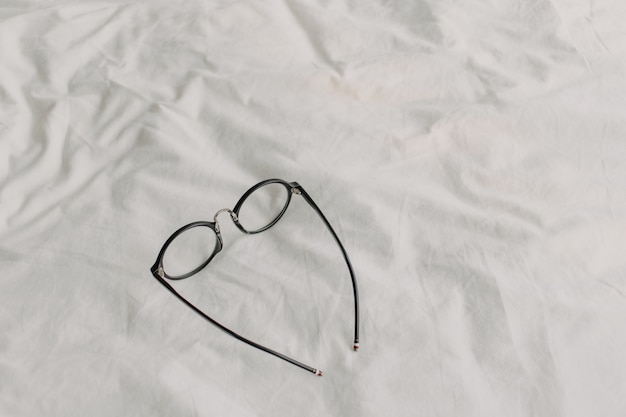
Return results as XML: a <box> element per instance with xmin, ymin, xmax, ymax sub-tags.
<box><xmin>150</xmin><ymin>179</ymin><xmax>360</xmax><ymax>376</ymax></box>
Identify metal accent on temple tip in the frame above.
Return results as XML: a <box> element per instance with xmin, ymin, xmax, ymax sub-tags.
<box><xmin>315</xmin><ymin>369</ymin><xmax>323</xmax><ymax>376</ymax></box>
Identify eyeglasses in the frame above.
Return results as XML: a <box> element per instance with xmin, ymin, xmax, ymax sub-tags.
<box><xmin>150</xmin><ymin>179</ymin><xmax>360</xmax><ymax>376</ymax></box>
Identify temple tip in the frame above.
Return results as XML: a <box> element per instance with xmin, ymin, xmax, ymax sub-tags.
<box><xmin>353</xmin><ymin>342</ymin><xmax>359</xmax><ymax>351</ymax></box>
<box><xmin>315</xmin><ymin>369</ymin><xmax>323</xmax><ymax>376</ymax></box>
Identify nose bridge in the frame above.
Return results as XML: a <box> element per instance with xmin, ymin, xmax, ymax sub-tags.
<box><xmin>213</xmin><ymin>208</ymin><xmax>238</xmax><ymax>232</ymax></box>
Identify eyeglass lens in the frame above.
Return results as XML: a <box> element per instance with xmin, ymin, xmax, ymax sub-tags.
<box><xmin>237</xmin><ymin>183</ymin><xmax>289</xmax><ymax>232</ymax></box>
<box><xmin>162</xmin><ymin>225</ymin><xmax>217</xmax><ymax>278</ymax></box>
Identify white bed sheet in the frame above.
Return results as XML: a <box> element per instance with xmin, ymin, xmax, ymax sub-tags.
<box><xmin>1</xmin><ymin>1</ymin><xmax>626</xmax><ymax>416</ymax></box>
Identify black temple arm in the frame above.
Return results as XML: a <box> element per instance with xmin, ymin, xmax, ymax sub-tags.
<box><xmin>295</xmin><ymin>185</ymin><xmax>360</xmax><ymax>349</ymax></box>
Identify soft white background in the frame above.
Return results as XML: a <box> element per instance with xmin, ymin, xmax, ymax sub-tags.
<box><xmin>1</xmin><ymin>0</ymin><xmax>625</xmax><ymax>416</ymax></box>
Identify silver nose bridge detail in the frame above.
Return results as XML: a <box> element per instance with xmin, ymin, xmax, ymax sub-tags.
<box><xmin>213</xmin><ymin>208</ymin><xmax>237</xmax><ymax>233</ymax></box>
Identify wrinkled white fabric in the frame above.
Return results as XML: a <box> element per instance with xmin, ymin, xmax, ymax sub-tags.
<box><xmin>1</xmin><ymin>1</ymin><xmax>625</xmax><ymax>416</ymax></box>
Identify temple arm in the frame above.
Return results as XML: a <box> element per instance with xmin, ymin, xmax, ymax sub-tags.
<box><xmin>292</xmin><ymin>184</ymin><xmax>360</xmax><ymax>350</ymax></box>
<box><xmin>151</xmin><ymin>269</ymin><xmax>323</xmax><ymax>376</ymax></box>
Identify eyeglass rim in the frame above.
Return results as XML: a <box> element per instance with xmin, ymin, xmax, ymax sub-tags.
<box><xmin>155</xmin><ymin>179</ymin><xmax>297</xmax><ymax>279</ymax></box>
<box><xmin>156</xmin><ymin>221</ymin><xmax>223</xmax><ymax>280</ymax></box>
<box><xmin>232</xmin><ymin>178</ymin><xmax>294</xmax><ymax>235</ymax></box>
